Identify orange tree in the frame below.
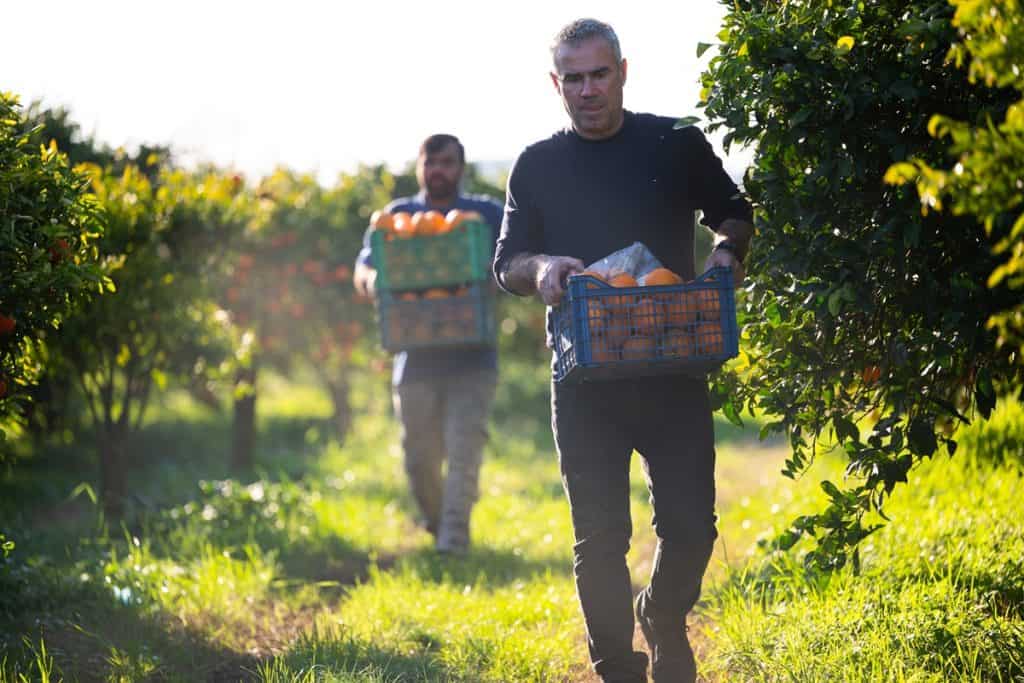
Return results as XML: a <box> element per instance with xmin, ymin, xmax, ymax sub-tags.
<box><xmin>221</xmin><ymin>166</ymin><xmax>391</xmax><ymax>468</ymax></box>
<box><xmin>46</xmin><ymin>164</ymin><xmax>250</xmax><ymax>514</ymax></box>
<box><xmin>700</xmin><ymin>0</ymin><xmax>1022</xmax><ymax>569</ymax></box>
<box><xmin>13</xmin><ymin>103</ymin><xmax>173</xmax><ymax>441</ymax></box>
<box><xmin>0</xmin><ymin>93</ymin><xmax>107</xmax><ymax>448</ymax></box>
<box><xmin>888</xmin><ymin>0</ymin><xmax>1024</xmax><ymax>363</ymax></box>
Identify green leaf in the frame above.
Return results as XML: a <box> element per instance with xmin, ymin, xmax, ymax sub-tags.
<box><xmin>673</xmin><ymin>116</ymin><xmax>701</xmax><ymax>129</ymax></box>
<box><xmin>827</xmin><ymin>288</ymin><xmax>844</xmax><ymax>316</ymax></box>
<box><xmin>907</xmin><ymin>418</ymin><xmax>938</xmax><ymax>457</ymax></box>
<box><xmin>883</xmin><ymin>162</ymin><xmax>918</xmax><ymax>186</ymax></box>
<box><xmin>833</xmin><ymin>415</ymin><xmax>859</xmax><ymax>443</ymax></box>
<box><xmin>696</xmin><ymin>42</ymin><xmax>713</xmax><ymax>58</ymax></box>
<box><xmin>927</xmin><ymin>115</ymin><xmax>954</xmax><ymax>139</ymax></box>
<box><xmin>721</xmin><ymin>397</ymin><xmax>744</xmax><ymax>427</ymax></box>
<box><xmin>974</xmin><ymin>368</ymin><xmax>996</xmax><ymax>419</ymax></box>
<box><xmin>821</xmin><ymin>480</ymin><xmax>843</xmax><ymax>502</ymax></box>
<box><xmin>790</xmin><ymin>108</ymin><xmax>814</xmax><ymax>127</ymax></box>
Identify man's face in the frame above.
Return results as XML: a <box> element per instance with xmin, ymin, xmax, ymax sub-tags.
<box><xmin>416</xmin><ymin>142</ymin><xmax>464</xmax><ymax>203</ymax></box>
<box><xmin>550</xmin><ymin>36</ymin><xmax>627</xmax><ymax>140</ymax></box>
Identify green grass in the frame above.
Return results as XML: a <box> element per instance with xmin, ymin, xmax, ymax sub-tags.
<box><xmin>2</xmin><ymin>360</ymin><xmax>1021</xmax><ymax>682</ymax></box>
<box><xmin>700</xmin><ymin>443</ymin><xmax>1024</xmax><ymax>682</ymax></box>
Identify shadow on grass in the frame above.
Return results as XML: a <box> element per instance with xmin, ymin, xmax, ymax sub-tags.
<box><xmin>390</xmin><ymin>544</ymin><xmax>571</xmax><ymax>587</ymax></box>
<box><xmin>257</xmin><ymin>629</ymin><xmax>452</xmax><ymax>683</ymax></box>
<box><xmin>2</xmin><ymin>568</ymin><xmax>266</xmax><ymax>683</ymax></box>
<box><xmin>1</xmin><ymin>412</ymin><xmax>340</xmax><ymax>522</ymax></box>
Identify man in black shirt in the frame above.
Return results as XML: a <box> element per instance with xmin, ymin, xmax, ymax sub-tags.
<box><xmin>492</xmin><ymin>18</ymin><xmax>754</xmax><ymax>683</ymax></box>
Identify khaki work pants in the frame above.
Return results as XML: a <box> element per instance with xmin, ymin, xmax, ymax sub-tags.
<box><xmin>393</xmin><ymin>367</ymin><xmax>497</xmax><ymax>552</ymax></box>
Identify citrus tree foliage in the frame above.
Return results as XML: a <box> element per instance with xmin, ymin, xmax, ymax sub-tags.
<box><xmin>887</xmin><ymin>0</ymin><xmax>1024</xmax><ymax>361</ymax></box>
<box><xmin>51</xmin><ymin>165</ymin><xmax>250</xmax><ymax>512</ymax></box>
<box><xmin>0</xmin><ymin>93</ymin><xmax>107</xmax><ymax>444</ymax></box>
<box><xmin>700</xmin><ymin>0</ymin><xmax>1022</xmax><ymax>569</ymax></box>
<box><xmin>223</xmin><ymin>166</ymin><xmax>392</xmax><ymax>442</ymax></box>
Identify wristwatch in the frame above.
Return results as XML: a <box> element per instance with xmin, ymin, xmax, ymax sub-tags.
<box><xmin>713</xmin><ymin>240</ymin><xmax>745</xmax><ymax>264</ymax></box>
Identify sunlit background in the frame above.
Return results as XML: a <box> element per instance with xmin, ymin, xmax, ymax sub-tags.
<box><xmin>6</xmin><ymin>0</ymin><xmax>753</xmax><ymax>184</ymax></box>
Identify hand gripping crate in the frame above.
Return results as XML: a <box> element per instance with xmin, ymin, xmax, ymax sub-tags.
<box><xmin>377</xmin><ymin>282</ymin><xmax>497</xmax><ymax>352</ymax></box>
<box><xmin>551</xmin><ymin>266</ymin><xmax>739</xmax><ymax>383</ymax></box>
<box><xmin>370</xmin><ymin>220</ymin><xmax>494</xmax><ymax>291</ymax></box>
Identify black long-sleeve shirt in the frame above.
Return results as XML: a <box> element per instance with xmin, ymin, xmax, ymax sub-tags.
<box><xmin>494</xmin><ymin>111</ymin><xmax>751</xmax><ymax>291</ymax></box>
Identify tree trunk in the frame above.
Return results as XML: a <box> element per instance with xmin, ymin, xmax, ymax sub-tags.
<box><xmin>326</xmin><ymin>375</ymin><xmax>352</xmax><ymax>444</ymax></box>
<box><xmin>99</xmin><ymin>431</ymin><xmax>127</xmax><ymax>518</ymax></box>
<box><xmin>231</xmin><ymin>363</ymin><xmax>258</xmax><ymax>472</ymax></box>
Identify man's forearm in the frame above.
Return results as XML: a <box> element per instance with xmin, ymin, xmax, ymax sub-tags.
<box><xmin>714</xmin><ymin>219</ymin><xmax>755</xmax><ymax>261</ymax></box>
<box><xmin>501</xmin><ymin>252</ymin><xmax>542</xmax><ymax>297</ymax></box>
<box><xmin>353</xmin><ymin>262</ymin><xmax>377</xmax><ymax>297</ymax></box>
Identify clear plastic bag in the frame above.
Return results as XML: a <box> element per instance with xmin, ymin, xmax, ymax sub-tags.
<box><xmin>581</xmin><ymin>242</ymin><xmax>663</xmax><ymax>282</ymax></box>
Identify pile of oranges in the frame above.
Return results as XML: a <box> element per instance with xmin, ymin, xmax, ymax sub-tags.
<box><xmin>370</xmin><ymin>208</ymin><xmax>483</xmax><ymax>239</ymax></box>
<box><xmin>575</xmin><ymin>267</ymin><xmax>724</xmax><ymax>363</ymax></box>
<box><xmin>368</xmin><ymin>206</ymin><xmax>491</xmax><ymax>349</ymax></box>
<box><xmin>388</xmin><ymin>285</ymin><xmax>479</xmax><ymax>344</ymax></box>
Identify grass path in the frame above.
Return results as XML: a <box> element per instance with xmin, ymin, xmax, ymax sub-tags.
<box><xmin>1</xmin><ymin>369</ymin><xmax>793</xmax><ymax>682</ymax></box>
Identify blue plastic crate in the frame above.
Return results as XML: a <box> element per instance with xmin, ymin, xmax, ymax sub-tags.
<box><xmin>377</xmin><ymin>282</ymin><xmax>496</xmax><ymax>352</ymax></box>
<box><xmin>551</xmin><ymin>266</ymin><xmax>739</xmax><ymax>383</ymax></box>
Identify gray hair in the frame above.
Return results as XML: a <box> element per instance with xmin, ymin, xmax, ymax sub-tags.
<box><xmin>551</xmin><ymin>18</ymin><xmax>622</xmax><ymax>70</ymax></box>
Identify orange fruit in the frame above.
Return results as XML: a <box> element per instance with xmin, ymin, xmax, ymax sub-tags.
<box><xmin>608</xmin><ymin>273</ymin><xmax>638</xmax><ymax>305</ymax></box>
<box><xmin>412</xmin><ymin>322</ymin><xmax>433</xmax><ymax>342</ymax></box>
<box><xmin>423</xmin><ymin>288</ymin><xmax>449</xmax><ymax>299</ymax></box>
<box><xmin>389</xmin><ymin>318</ymin><xmax>404</xmax><ymax>341</ymax></box>
<box><xmin>696</xmin><ymin>289</ymin><xmax>721</xmax><ymax>322</ymax></box>
<box><xmin>392</xmin><ymin>211</ymin><xmax>415</xmax><ymax>238</ymax></box>
<box><xmin>662</xmin><ymin>329</ymin><xmax>695</xmax><ymax>358</ymax></box>
<box><xmin>861</xmin><ymin>365</ymin><xmax>881</xmax><ymax>385</ymax></box>
<box><xmin>591</xmin><ymin>345</ymin><xmax>620</xmax><ymax>363</ymax></box>
<box><xmin>697</xmin><ymin>326</ymin><xmax>724</xmax><ymax>354</ymax></box>
<box><xmin>621</xmin><ymin>335</ymin><xmax>658</xmax><ymax>360</ymax></box>
<box><xmin>576</xmin><ymin>270</ymin><xmax>609</xmax><ymax>287</ymax></box>
<box><xmin>604</xmin><ymin>272</ymin><xmax>639</xmax><ymax>332</ymax></box>
<box><xmin>609</xmin><ymin>273</ymin><xmax>638</xmax><ymax>288</ymax></box>
<box><xmin>398</xmin><ymin>291</ymin><xmax>419</xmax><ymax>301</ymax></box>
<box><xmin>666</xmin><ymin>290</ymin><xmax>699</xmax><ymax>328</ymax></box>
<box><xmin>446</xmin><ymin>209</ymin><xmax>484</xmax><ymax>231</ymax></box>
<box><xmin>408</xmin><ymin>211</ymin><xmax>425</xmax><ymax>234</ymax></box>
<box><xmin>371</xmin><ymin>209</ymin><xmax>396</xmax><ymax>232</ymax></box>
<box><xmin>414</xmin><ymin>210</ymin><xmax>447</xmax><ymax>235</ymax></box>
<box><xmin>0</xmin><ymin>314</ymin><xmax>17</xmax><ymax>336</ymax></box>
<box><xmin>641</xmin><ymin>268</ymin><xmax>684</xmax><ymax>286</ymax></box>
<box><xmin>630</xmin><ymin>295</ymin><xmax>663</xmax><ymax>336</ymax></box>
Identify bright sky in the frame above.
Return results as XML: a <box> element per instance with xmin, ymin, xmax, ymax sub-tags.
<box><xmin>7</xmin><ymin>0</ymin><xmax>753</xmax><ymax>184</ymax></box>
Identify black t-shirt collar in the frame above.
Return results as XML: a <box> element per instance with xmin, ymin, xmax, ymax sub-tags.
<box><xmin>566</xmin><ymin>109</ymin><xmax>634</xmax><ymax>144</ymax></box>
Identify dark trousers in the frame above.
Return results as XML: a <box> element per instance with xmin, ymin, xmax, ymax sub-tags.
<box><xmin>551</xmin><ymin>374</ymin><xmax>718</xmax><ymax>682</ymax></box>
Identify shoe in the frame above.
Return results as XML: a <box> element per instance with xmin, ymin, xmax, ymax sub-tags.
<box><xmin>435</xmin><ymin>541</ymin><xmax>468</xmax><ymax>556</ymax></box>
<box><xmin>635</xmin><ymin>591</ymin><xmax>697</xmax><ymax>683</ymax></box>
<box><xmin>436</xmin><ymin>520</ymin><xmax>469</xmax><ymax>555</ymax></box>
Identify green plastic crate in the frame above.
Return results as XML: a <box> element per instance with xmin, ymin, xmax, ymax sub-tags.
<box><xmin>370</xmin><ymin>220</ymin><xmax>494</xmax><ymax>291</ymax></box>
<box><xmin>376</xmin><ymin>282</ymin><xmax>496</xmax><ymax>352</ymax></box>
